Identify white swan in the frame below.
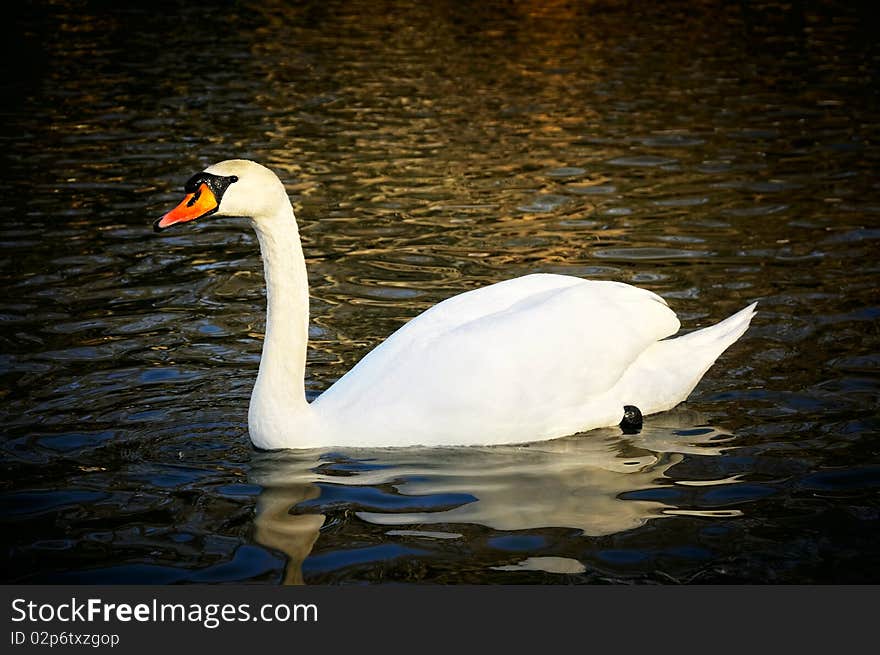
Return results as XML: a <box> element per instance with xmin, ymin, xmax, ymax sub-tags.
<box><xmin>155</xmin><ymin>159</ymin><xmax>756</xmax><ymax>450</ymax></box>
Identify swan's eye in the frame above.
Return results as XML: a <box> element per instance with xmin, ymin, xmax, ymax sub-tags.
<box><xmin>230</xmin><ymin>175</ymin><xmax>239</xmax><ymax>183</ymax></box>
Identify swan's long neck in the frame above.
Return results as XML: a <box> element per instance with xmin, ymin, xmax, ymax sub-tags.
<box><xmin>250</xmin><ymin>199</ymin><xmax>310</xmax><ymax>422</ymax></box>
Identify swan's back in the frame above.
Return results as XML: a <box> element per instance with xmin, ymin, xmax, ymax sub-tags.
<box><xmin>312</xmin><ymin>274</ymin><xmax>681</xmax><ymax>446</ymax></box>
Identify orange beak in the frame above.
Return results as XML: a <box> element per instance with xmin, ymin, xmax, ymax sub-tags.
<box><xmin>154</xmin><ymin>183</ymin><xmax>219</xmax><ymax>232</ymax></box>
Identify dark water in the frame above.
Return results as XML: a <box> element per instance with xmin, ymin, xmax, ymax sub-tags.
<box><xmin>2</xmin><ymin>0</ymin><xmax>879</xmax><ymax>583</ymax></box>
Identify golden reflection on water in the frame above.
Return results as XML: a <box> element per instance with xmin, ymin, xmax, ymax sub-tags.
<box><xmin>206</xmin><ymin>0</ymin><xmax>799</xmax><ymax>397</ymax></box>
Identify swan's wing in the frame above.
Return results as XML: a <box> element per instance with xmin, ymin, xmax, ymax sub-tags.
<box><xmin>318</xmin><ymin>274</ymin><xmax>583</xmax><ymax>393</ymax></box>
<box><xmin>388</xmin><ymin>273</ymin><xmax>586</xmax><ymax>335</ymax></box>
<box><xmin>314</xmin><ymin>274</ymin><xmax>680</xmax><ymax>440</ymax></box>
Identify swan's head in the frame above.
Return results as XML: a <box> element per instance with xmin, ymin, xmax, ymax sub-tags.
<box><xmin>154</xmin><ymin>159</ymin><xmax>288</xmax><ymax>232</ymax></box>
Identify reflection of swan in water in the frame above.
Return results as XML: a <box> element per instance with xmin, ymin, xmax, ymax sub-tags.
<box><xmin>250</xmin><ymin>453</ymin><xmax>324</xmax><ymax>585</ymax></box>
<box><xmin>249</xmin><ymin>408</ymin><xmax>740</xmax><ymax>583</ymax></box>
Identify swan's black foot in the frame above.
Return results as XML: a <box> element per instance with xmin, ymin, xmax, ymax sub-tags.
<box><xmin>620</xmin><ymin>405</ymin><xmax>643</xmax><ymax>434</ymax></box>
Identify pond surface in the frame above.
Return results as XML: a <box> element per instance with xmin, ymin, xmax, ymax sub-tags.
<box><xmin>2</xmin><ymin>0</ymin><xmax>879</xmax><ymax>583</ymax></box>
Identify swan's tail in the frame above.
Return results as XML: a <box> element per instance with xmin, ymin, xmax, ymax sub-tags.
<box><xmin>612</xmin><ymin>302</ymin><xmax>757</xmax><ymax>417</ymax></box>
